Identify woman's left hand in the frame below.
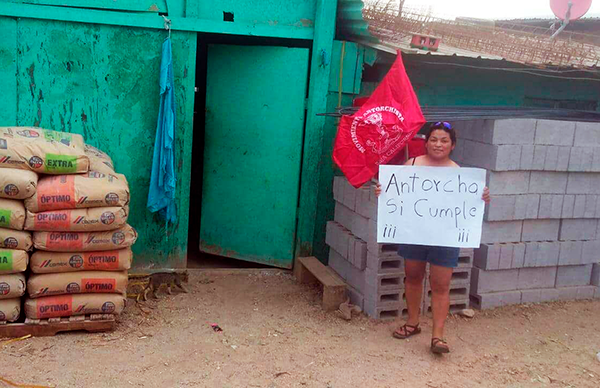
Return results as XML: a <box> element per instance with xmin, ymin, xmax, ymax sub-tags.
<box><xmin>482</xmin><ymin>187</ymin><xmax>491</xmax><ymax>204</ymax></box>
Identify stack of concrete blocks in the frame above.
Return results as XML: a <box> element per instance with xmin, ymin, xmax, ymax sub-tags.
<box><xmin>326</xmin><ymin>176</ymin><xmax>475</xmax><ymax>319</ymax></box>
<box><xmin>452</xmin><ymin>119</ymin><xmax>600</xmax><ymax>309</ymax></box>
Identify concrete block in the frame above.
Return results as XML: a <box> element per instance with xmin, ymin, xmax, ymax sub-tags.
<box><xmin>574</xmin><ymin>122</ymin><xmax>600</xmax><ymax>146</ymax></box>
<box><xmin>551</xmin><ymin>195</ymin><xmax>564</xmax><ymax>219</ymax></box>
<box><xmin>365</xmin><ymin>268</ymin><xmax>404</xmax><ymax>293</ymax></box>
<box><xmin>576</xmin><ymin>285</ymin><xmax>596</xmax><ymax>299</ymax></box>
<box><xmin>365</xmin><ymin>252</ymin><xmax>404</xmax><ymax>274</ymax></box>
<box><xmin>535</xmin><ymin>120</ymin><xmax>575</xmax><ymax>146</ymax></box>
<box><xmin>593</xmin><ymin>148</ymin><xmax>600</xmax><ymax>172</ymax></box>
<box><xmin>559</xmin><ymin>241</ymin><xmax>583</xmax><ymax>266</ymax></box>
<box><xmin>522</xmin><ymin>220</ymin><xmax>560</xmax><ymax>242</ymax></box>
<box><xmin>528</xmin><ymin>172</ymin><xmax>568</xmax><ymax>194</ymax></box>
<box><xmin>354</xmin><ymin>240</ymin><xmax>367</xmax><ymax>270</ymax></box>
<box><xmin>573</xmin><ymin>195</ymin><xmax>586</xmax><ymax>218</ymax></box>
<box><xmin>326</xmin><ymin>222</ymin><xmax>350</xmax><ymax>259</ymax></box>
<box><xmin>487</xmin><ymin>171</ymin><xmax>530</xmax><ymax>195</ymax></box>
<box><xmin>562</xmin><ymin>195</ymin><xmax>575</xmax><ymax>218</ymax></box>
<box><xmin>568</xmin><ymin>147</ymin><xmax>584</xmax><ymax>172</ymax></box>
<box><xmin>582</xmin><ymin>241</ymin><xmax>600</xmax><ymax>265</ymax></box>
<box><xmin>364</xmin><ymin>288</ymin><xmax>404</xmax><ymax>305</ymax></box>
<box><xmin>425</xmin><ymin>299</ymin><xmax>470</xmax><ymax>315</ymax></box>
<box><xmin>520</xmin><ymin>289</ymin><xmax>542</xmax><ymax>304</ymax></box>
<box><xmin>537</xmin><ymin>241</ymin><xmax>560</xmax><ymax>268</ymax></box>
<box><xmin>540</xmin><ymin>288</ymin><xmax>560</xmax><ymax>302</ymax></box>
<box><xmin>557</xmin><ymin>146</ymin><xmax>571</xmax><ymax>171</ymax></box>
<box><xmin>537</xmin><ymin>195</ymin><xmax>553</xmax><ymax>219</ymax></box>
<box><xmin>487</xmin><ymin>119</ymin><xmax>537</xmax><ymax>145</ymax></box>
<box><xmin>532</xmin><ymin>145</ymin><xmax>547</xmax><ymax>170</ymax></box>
<box><xmin>346</xmin><ymin>284</ymin><xmax>364</xmax><ymax>310</ymax></box>
<box><xmin>366</xmin><ymin>219</ymin><xmax>397</xmax><ymax>255</ymax></box>
<box><xmin>481</xmin><ymin>221</ymin><xmax>523</xmax><ymax>244</ymax></box>
<box><xmin>334</xmin><ymin>203</ymin><xmax>353</xmax><ymax>232</ymax></box>
<box><xmin>471</xmin><ymin>291</ymin><xmax>522</xmax><ymax>310</ymax></box>
<box><xmin>342</xmin><ymin>178</ymin><xmax>357</xmax><ymax>211</ymax></box>
<box><xmin>524</xmin><ymin>242</ymin><xmax>539</xmax><ymax>268</ymax></box>
<box><xmin>474</xmin><ymin>244</ymin><xmax>501</xmax><ymax>270</ymax></box>
<box><xmin>498</xmin><ymin>243</ymin><xmax>514</xmax><ymax>270</ymax></box>
<box><xmin>597</xmin><ymin>196</ymin><xmax>600</xmax><ymax>218</ymax></box>
<box><xmin>333</xmin><ymin>176</ymin><xmax>344</xmax><ymax>203</ymax></box>
<box><xmin>514</xmin><ymin>195</ymin><xmax>528</xmax><ymax>220</ymax></box>
<box><xmin>517</xmin><ymin>267</ymin><xmax>558</xmax><ymax>290</ymax></box>
<box><xmin>351</xmin><ymin>212</ymin><xmax>369</xmax><ymax>242</ymax></box>
<box><xmin>471</xmin><ymin>268</ymin><xmax>519</xmax><ymax>294</ymax></box>
<box><xmin>447</xmin><ymin>267</ymin><xmax>471</xmax><ymax>287</ymax></box>
<box><xmin>328</xmin><ymin>248</ymin><xmax>349</xmax><ymax>280</ymax></box>
<box><xmin>581</xmin><ymin>147</ymin><xmax>594</xmax><ymax>172</ymax></box>
<box><xmin>512</xmin><ymin>243</ymin><xmax>526</xmax><ymax>268</ymax></box>
<box><xmin>544</xmin><ymin>146</ymin><xmax>559</xmax><ymax>171</ymax></box>
<box><xmin>325</xmin><ymin>221</ymin><xmax>336</xmax><ymax>251</ymax></box>
<box><xmin>355</xmin><ymin>187</ymin><xmax>377</xmax><ymax>220</ymax></box>
<box><xmin>496</xmin><ymin>145</ymin><xmax>522</xmax><ymax>171</ymax></box>
<box><xmin>591</xmin><ymin>263</ymin><xmax>600</xmax><ymax>286</ymax></box>
<box><xmin>363</xmin><ymin>299</ymin><xmax>404</xmax><ymax>320</ymax></box>
<box><xmin>556</xmin><ymin>264</ymin><xmax>593</xmax><ymax>287</ymax></box>
<box><xmin>566</xmin><ymin>172</ymin><xmax>600</xmax><ymax>194</ymax></box>
<box><xmin>485</xmin><ymin>195</ymin><xmax>517</xmax><ymax>221</ymax></box>
<box><xmin>596</xmin><ymin>286</ymin><xmax>600</xmax><ymax>299</ymax></box>
<box><xmin>425</xmin><ymin>286</ymin><xmax>469</xmax><ymax>302</ymax></box>
<box><xmin>559</xmin><ymin>219</ymin><xmax>598</xmax><ymax>241</ymax></box>
<box><xmin>520</xmin><ymin>145</ymin><xmax>535</xmax><ymax>170</ymax></box>
<box><xmin>348</xmin><ymin>235</ymin><xmax>357</xmax><ymax>266</ymax></box>
<box><xmin>526</xmin><ymin>195</ymin><xmax>541</xmax><ymax>219</ymax></box>
<box><xmin>557</xmin><ymin>286</ymin><xmax>579</xmax><ymax>301</ymax></box>
<box><xmin>584</xmin><ymin>195</ymin><xmax>597</xmax><ymax>218</ymax></box>
<box><xmin>458</xmin><ymin>248</ymin><xmax>475</xmax><ymax>268</ymax></box>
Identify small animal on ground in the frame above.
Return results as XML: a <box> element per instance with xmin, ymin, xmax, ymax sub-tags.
<box><xmin>141</xmin><ymin>272</ymin><xmax>189</xmax><ymax>301</ymax></box>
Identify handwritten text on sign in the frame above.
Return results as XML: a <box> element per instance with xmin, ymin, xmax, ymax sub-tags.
<box><xmin>377</xmin><ymin>165</ymin><xmax>487</xmax><ymax>248</ymax></box>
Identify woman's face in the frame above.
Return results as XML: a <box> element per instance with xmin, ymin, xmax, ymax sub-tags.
<box><xmin>426</xmin><ymin>129</ymin><xmax>455</xmax><ymax>160</ymax></box>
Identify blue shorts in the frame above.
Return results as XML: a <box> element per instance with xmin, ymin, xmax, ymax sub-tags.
<box><xmin>397</xmin><ymin>244</ymin><xmax>460</xmax><ymax>268</ymax></box>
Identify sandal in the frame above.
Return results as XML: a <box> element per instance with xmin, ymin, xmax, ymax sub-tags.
<box><xmin>431</xmin><ymin>338</ymin><xmax>450</xmax><ymax>354</ymax></box>
<box><xmin>392</xmin><ymin>323</ymin><xmax>421</xmax><ymax>339</ymax></box>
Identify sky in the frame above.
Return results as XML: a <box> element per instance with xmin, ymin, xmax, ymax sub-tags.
<box><xmin>400</xmin><ymin>0</ymin><xmax>600</xmax><ymax>20</ymax></box>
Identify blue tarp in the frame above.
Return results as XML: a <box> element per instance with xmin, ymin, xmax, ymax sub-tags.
<box><xmin>147</xmin><ymin>37</ymin><xmax>177</xmax><ymax>224</ymax></box>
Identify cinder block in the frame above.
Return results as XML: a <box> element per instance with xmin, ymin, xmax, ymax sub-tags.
<box><xmin>597</xmin><ymin>196</ymin><xmax>600</xmax><ymax>218</ymax></box>
<box><xmin>446</xmin><ymin>267</ymin><xmax>471</xmax><ymax>287</ymax></box>
<box><xmin>461</xmin><ymin>140</ymin><xmax>521</xmax><ymax>171</ymax></box>
<box><xmin>551</xmin><ymin>195</ymin><xmax>564</xmax><ymax>219</ymax></box>
<box><xmin>355</xmin><ymin>186</ymin><xmax>377</xmax><ymax>219</ymax></box>
<box><xmin>457</xmin><ymin>248</ymin><xmax>475</xmax><ymax>268</ymax></box>
<box><xmin>512</xmin><ymin>243</ymin><xmax>526</xmax><ymax>268</ymax></box>
<box><xmin>566</xmin><ymin>172</ymin><xmax>600</xmax><ymax>194</ymax></box>
<box><xmin>556</xmin><ymin>264</ymin><xmax>593</xmax><ymax>287</ymax></box>
<box><xmin>487</xmin><ymin>171</ymin><xmax>530</xmax><ymax>195</ymax></box>
<box><xmin>326</xmin><ymin>222</ymin><xmax>350</xmax><ymax>259</ymax></box>
<box><xmin>576</xmin><ymin>285</ymin><xmax>596</xmax><ymax>299</ymax></box>
<box><xmin>474</xmin><ymin>244</ymin><xmax>500</xmax><ymax>270</ymax></box>
<box><xmin>486</xmin><ymin>119</ymin><xmax>537</xmax><ymax>145</ymax></box>
<box><xmin>581</xmin><ymin>147</ymin><xmax>594</xmax><ymax>172</ymax></box>
<box><xmin>354</xmin><ymin>240</ymin><xmax>367</xmax><ymax>270</ymax></box>
<box><xmin>544</xmin><ymin>146</ymin><xmax>559</xmax><ymax>171</ymax></box>
<box><xmin>532</xmin><ymin>145</ymin><xmax>547</xmax><ymax>170</ymax></box>
<box><xmin>426</xmin><ymin>286</ymin><xmax>469</xmax><ymax>302</ymax></box>
<box><xmin>346</xmin><ymin>284</ymin><xmax>364</xmax><ymax>310</ymax></box>
<box><xmin>582</xmin><ymin>241</ymin><xmax>600</xmax><ymax>265</ymax></box>
<box><xmin>514</xmin><ymin>195</ymin><xmax>540</xmax><ymax>220</ymax></box>
<box><xmin>536</xmin><ymin>119</ymin><xmax>575</xmax><ymax>146</ymax></box>
<box><xmin>529</xmin><ymin>172</ymin><xmax>568</xmax><ymax>194</ymax></box>
<box><xmin>364</xmin><ymin>268</ymin><xmax>404</xmax><ymax>294</ymax></box>
<box><xmin>498</xmin><ymin>243</ymin><xmax>514</xmax><ymax>270</ymax></box>
<box><xmin>481</xmin><ymin>221</ymin><xmax>523</xmax><ymax>244</ymax></box>
<box><xmin>351</xmin><ymin>212</ymin><xmax>369</xmax><ymax>242</ymax></box>
<box><xmin>559</xmin><ymin>240</ymin><xmax>583</xmax><ymax>266</ymax></box>
<box><xmin>520</xmin><ymin>289</ymin><xmax>542</xmax><ymax>304</ymax></box>
<box><xmin>342</xmin><ymin>178</ymin><xmax>357</xmax><ymax>211</ymax></box>
<box><xmin>559</xmin><ymin>219</ymin><xmax>598</xmax><ymax>241</ymax></box>
<box><xmin>574</xmin><ymin>122</ymin><xmax>600</xmax><ymax>146</ymax></box>
<box><xmin>366</xmin><ymin>252</ymin><xmax>404</xmax><ymax>274</ymax></box>
<box><xmin>524</xmin><ymin>242</ymin><xmax>539</xmax><ymax>268</ymax></box>
<box><xmin>363</xmin><ymin>299</ymin><xmax>404</xmax><ymax>320</ymax></box>
<box><xmin>593</xmin><ymin>148</ymin><xmax>600</xmax><ymax>172</ymax></box>
<box><xmin>573</xmin><ymin>195</ymin><xmax>586</xmax><ymax>218</ymax></box>
<box><xmin>595</xmin><ymin>286</ymin><xmax>600</xmax><ymax>299</ymax></box>
<box><xmin>568</xmin><ymin>147</ymin><xmax>584</xmax><ymax>172</ymax></box>
<box><xmin>347</xmin><ymin>235</ymin><xmax>356</xmax><ymax>265</ymax></box>
<box><xmin>471</xmin><ymin>268</ymin><xmax>519</xmax><ymax>294</ymax></box>
<box><xmin>425</xmin><ymin>299</ymin><xmax>470</xmax><ymax>315</ymax></box>
<box><xmin>591</xmin><ymin>263</ymin><xmax>600</xmax><ymax>286</ymax></box>
<box><xmin>333</xmin><ymin>176</ymin><xmax>344</xmax><ymax>203</ymax></box>
<box><xmin>537</xmin><ymin>241</ymin><xmax>560</xmax><ymax>268</ymax></box>
<box><xmin>540</xmin><ymin>288</ymin><xmax>560</xmax><ymax>302</ymax></box>
<box><xmin>584</xmin><ymin>195</ymin><xmax>597</xmax><ymax>218</ymax></box>
<box><xmin>557</xmin><ymin>286</ymin><xmax>579</xmax><ymax>301</ymax></box>
<box><xmin>518</xmin><ymin>267</ymin><xmax>558</xmax><ymax>290</ymax></box>
<box><xmin>522</xmin><ymin>220</ymin><xmax>560</xmax><ymax>242</ymax></box>
<box><xmin>562</xmin><ymin>195</ymin><xmax>575</xmax><ymax>218</ymax></box>
<box><xmin>486</xmin><ymin>196</ymin><xmax>517</xmax><ymax>221</ymax></box>
<box><xmin>334</xmin><ymin>203</ymin><xmax>353</xmax><ymax>231</ymax></box>
<box><xmin>470</xmin><ymin>291</ymin><xmax>522</xmax><ymax>310</ymax></box>
<box><xmin>366</xmin><ymin>219</ymin><xmax>397</xmax><ymax>255</ymax></box>
<box><xmin>520</xmin><ymin>145</ymin><xmax>535</xmax><ymax>170</ymax></box>
<box><xmin>557</xmin><ymin>146</ymin><xmax>571</xmax><ymax>171</ymax></box>
<box><xmin>364</xmin><ymin>288</ymin><xmax>404</xmax><ymax>305</ymax></box>
<box><xmin>328</xmin><ymin>248</ymin><xmax>349</xmax><ymax>280</ymax></box>
<box><xmin>538</xmin><ymin>195</ymin><xmax>553</xmax><ymax>219</ymax></box>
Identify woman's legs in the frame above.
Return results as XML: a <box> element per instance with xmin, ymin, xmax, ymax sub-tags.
<box><xmin>429</xmin><ymin>264</ymin><xmax>453</xmax><ymax>340</ymax></box>
<box><xmin>404</xmin><ymin>259</ymin><xmax>427</xmax><ymax>326</ymax></box>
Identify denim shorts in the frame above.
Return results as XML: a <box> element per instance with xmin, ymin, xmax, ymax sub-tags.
<box><xmin>397</xmin><ymin>244</ymin><xmax>460</xmax><ymax>268</ymax></box>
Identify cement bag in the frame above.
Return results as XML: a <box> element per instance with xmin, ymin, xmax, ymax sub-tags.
<box><xmin>0</xmin><ymin>168</ymin><xmax>37</xmax><ymax>200</ymax></box>
<box><xmin>0</xmin><ymin>127</ymin><xmax>89</xmax><ymax>174</ymax></box>
<box><xmin>30</xmin><ymin>249</ymin><xmax>132</xmax><ymax>273</ymax></box>
<box><xmin>33</xmin><ymin>224</ymin><xmax>137</xmax><ymax>252</ymax></box>
<box><xmin>0</xmin><ymin>228</ymin><xmax>32</xmax><ymax>250</ymax></box>
<box><xmin>85</xmin><ymin>144</ymin><xmax>115</xmax><ymax>175</ymax></box>
<box><xmin>28</xmin><ymin>271</ymin><xmax>128</xmax><ymax>298</ymax></box>
<box><xmin>25</xmin><ymin>173</ymin><xmax>129</xmax><ymax>212</ymax></box>
<box><xmin>0</xmin><ymin>249</ymin><xmax>29</xmax><ymax>274</ymax></box>
<box><xmin>25</xmin><ymin>206</ymin><xmax>128</xmax><ymax>232</ymax></box>
<box><xmin>0</xmin><ymin>298</ymin><xmax>21</xmax><ymax>322</ymax></box>
<box><xmin>0</xmin><ymin>198</ymin><xmax>26</xmax><ymax>231</ymax></box>
<box><xmin>25</xmin><ymin>293</ymin><xmax>126</xmax><ymax>319</ymax></box>
<box><xmin>0</xmin><ymin>273</ymin><xmax>26</xmax><ymax>300</ymax></box>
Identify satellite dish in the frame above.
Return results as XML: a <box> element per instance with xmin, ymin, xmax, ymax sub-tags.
<box><xmin>550</xmin><ymin>0</ymin><xmax>593</xmax><ymax>21</ymax></box>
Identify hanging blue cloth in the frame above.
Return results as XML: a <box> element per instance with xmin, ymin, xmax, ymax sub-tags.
<box><xmin>147</xmin><ymin>37</ymin><xmax>177</xmax><ymax>224</ymax></box>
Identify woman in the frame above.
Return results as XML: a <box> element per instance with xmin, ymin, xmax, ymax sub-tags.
<box><xmin>375</xmin><ymin>121</ymin><xmax>491</xmax><ymax>354</ymax></box>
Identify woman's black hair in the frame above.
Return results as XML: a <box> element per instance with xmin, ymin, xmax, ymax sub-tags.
<box><xmin>426</xmin><ymin>122</ymin><xmax>457</xmax><ymax>145</ymax></box>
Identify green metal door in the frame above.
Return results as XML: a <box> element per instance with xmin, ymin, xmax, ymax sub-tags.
<box><xmin>199</xmin><ymin>44</ymin><xmax>309</xmax><ymax>268</ymax></box>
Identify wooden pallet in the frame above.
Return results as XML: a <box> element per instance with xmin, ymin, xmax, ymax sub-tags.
<box><xmin>294</xmin><ymin>256</ymin><xmax>347</xmax><ymax>311</ymax></box>
<box><xmin>0</xmin><ymin>314</ymin><xmax>116</xmax><ymax>338</ymax></box>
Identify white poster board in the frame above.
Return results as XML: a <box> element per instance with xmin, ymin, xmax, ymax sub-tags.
<box><xmin>377</xmin><ymin>165</ymin><xmax>487</xmax><ymax>248</ymax></box>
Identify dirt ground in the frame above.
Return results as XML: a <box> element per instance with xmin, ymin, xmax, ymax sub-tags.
<box><xmin>2</xmin><ymin>269</ymin><xmax>600</xmax><ymax>388</ymax></box>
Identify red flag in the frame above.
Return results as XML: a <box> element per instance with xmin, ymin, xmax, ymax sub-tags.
<box><xmin>333</xmin><ymin>52</ymin><xmax>426</xmax><ymax>188</ymax></box>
